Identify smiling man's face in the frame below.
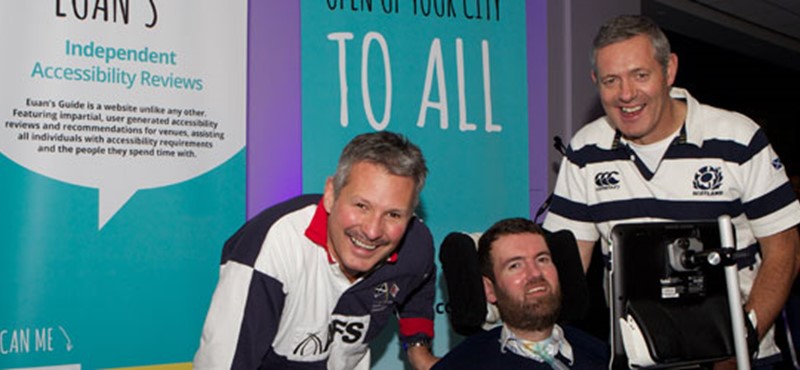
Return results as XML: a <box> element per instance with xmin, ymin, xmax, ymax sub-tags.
<box><xmin>593</xmin><ymin>34</ymin><xmax>679</xmax><ymax>145</ymax></box>
<box><xmin>484</xmin><ymin>233</ymin><xmax>561</xmax><ymax>333</ymax></box>
<box><xmin>324</xmin><ymin>161</ymin><xmax>416</xmax><ymax>282</ymax></box>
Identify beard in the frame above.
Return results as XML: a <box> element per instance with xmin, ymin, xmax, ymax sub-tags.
<box><xmin>494</xmin><ymin>280</ymin><xmax>562</xmax><ymax>332</ymax></box>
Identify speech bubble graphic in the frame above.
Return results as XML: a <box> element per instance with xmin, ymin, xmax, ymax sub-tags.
<box><xmin>1</xmin><ymin>97</ymin><xmax>245</xmax><ymax>229</ymax></box>
<box><xmin>0</xmin><ymin>2</ymin><xmax>246</xmax><ymax>229</ymax></box>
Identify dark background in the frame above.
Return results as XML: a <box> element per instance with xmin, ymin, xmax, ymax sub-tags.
<box><xmin>668</xmin><ymin>30</ymin><xmax>800</xmax><ymax>176</ymax></box>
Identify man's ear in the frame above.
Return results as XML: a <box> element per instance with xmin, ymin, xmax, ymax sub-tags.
<box><xmin>591</xmin><ymin>69</ymin><xmax>598</xmax><ymax>85</ymax></box>
<box><xmin>483</xmin><ymin>276</ymin><xmax>497</xmax><ymax>304</ymax></box>
<box><xmin>666</xmin><ymin>53</ymin><xmax>678</xmax><ymax>86</ymax></box>
<box><xmin>323</xmin><ymin>177</ymin><xmax>335</xmax><ymax>213</ymax></box>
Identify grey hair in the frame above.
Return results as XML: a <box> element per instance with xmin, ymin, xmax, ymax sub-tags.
<box><xmin>590</xmin><ymin>15</ymin><xmax>671</xmax><ymax>76</ymax></box>
<box><xmin>332</xmin><ymin>131</ymin><xmax>428</xmax><ymax>208</ymax></box>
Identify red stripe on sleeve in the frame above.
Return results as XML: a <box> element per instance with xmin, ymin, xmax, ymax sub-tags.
<box><xmin>398</xmin><ymin>318</ymin><xmax>434</xmax><ymax>338</ymax></box>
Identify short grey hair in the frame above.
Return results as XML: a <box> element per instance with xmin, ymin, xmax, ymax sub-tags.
<box><xmin>591</xmin><ymin>15</ymin><xmax>671</xmax><ymax>76</ymax></box>
<box><xmin>332</xmin><ymin>131</ymin><xmax>428</xmax><ymax>208</ymax></box>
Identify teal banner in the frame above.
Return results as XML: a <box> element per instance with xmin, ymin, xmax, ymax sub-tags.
<box><xmin>300</xmin><ymin>1</ymin><xmax>533</xmax><ymax>368</ymax></box>
<box><xmin>0</xmin><ymin>1</ymin><xmax>247</xmax><ymax>369</ymax></box>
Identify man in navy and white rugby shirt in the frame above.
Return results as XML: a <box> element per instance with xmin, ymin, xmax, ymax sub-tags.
<box><xmin>543</xmin><ymin>15</ymin><xmax>800</xmax><ymax>369</ymax></box>
<box><xmin>195</xmin><ymin>131</ymin><xmax>438</xmax><ymax>369</ymax></box>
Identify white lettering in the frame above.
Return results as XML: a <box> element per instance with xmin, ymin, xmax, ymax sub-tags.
<box><xmin>35</xmin><ymin>327</ymin><xmax>53</xmax><ymax>352</ymax></box>
<box><xmin>328</xmin><ymin>32</ymin><xmax>355</xmax><ymax>127</ymax></box>
<box><xmin>482</xmin><ymin>40</ymin><xmax>501</xmax><ymax>132</ymax></box>
<box><xmin>0</xmin><ymin>329</ymin><xmax>31</xmax><ymax>354</ymax></box>
<box><xmin>455</xmin><ymin>38</ymin><xmax>476</xmax><ymax>132</ymax></box>
<box><xmin>417</xmin><ymin>38</ymin><xmax>448</xmax><ymax>129</ymax></box>
<box><xmin>327</xmin><ymin>33</ymin><xmax>499</xmax><ymax>133</ymax></box>
<box><xmin>362</xmin><ymin>32</ymin><xmax>392</xmax><ymax>130</ymax></box>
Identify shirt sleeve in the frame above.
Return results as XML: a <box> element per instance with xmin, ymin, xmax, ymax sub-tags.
<box><xmin>739</xmin><ymin>130</ymin><xmax>800</xmax><ymax>237</ymax></box>
<box><xmin>396</xmin><ymin>220</ymin><xmax>436</xmax><ymax>342</ymax></box>
<box><xmin>194</xmin><ymin>216</ymin><xmax>287</xmax><ymax>369</ymax></box>
<box><xmin>543</xmin><ymin>152</ymin><xmax>601</xmax><ymax>243</ymax></box>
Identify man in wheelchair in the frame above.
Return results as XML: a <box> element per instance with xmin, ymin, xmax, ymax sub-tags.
<box><xmin>434</xmin><ymin>218</ymin><xmax>609</xmax><ymax>369</ymax></box>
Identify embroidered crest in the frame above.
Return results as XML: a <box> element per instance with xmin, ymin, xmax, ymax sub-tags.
<box><xmin>693</xmin><ymin>166</ymin><xmax>723</xmax><ymax>196</ymax></box>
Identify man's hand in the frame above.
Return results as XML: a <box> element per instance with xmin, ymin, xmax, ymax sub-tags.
<box><xmin>713</xmin><ymin>227</ymin><xmax>800</xmax><ymax>370</ymax></box>
<box><xmin>406</xmin><ymin>345</ymin><xmax>439</xmax><ymax>370</ymax></box>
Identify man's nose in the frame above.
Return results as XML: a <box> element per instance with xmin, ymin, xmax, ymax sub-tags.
<box><xmin>525</xmin><ymin>262</ymin><xmax>544</xmax><ymax>278</ymax></box>
<box><xmin>618</xmin><ymin>79</ymin><xmax>636</xmax><ymax>101</ymax></box>
<box><xmin>362</xmin><ymin>212</ymin><xmax>384</xmax><ymax>240</ymax></box>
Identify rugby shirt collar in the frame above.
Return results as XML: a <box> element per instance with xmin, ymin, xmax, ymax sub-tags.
<box><xmin>669</xmin><ymin>87</ymin><xmax>704</xmax><ymax>147</ymax></box>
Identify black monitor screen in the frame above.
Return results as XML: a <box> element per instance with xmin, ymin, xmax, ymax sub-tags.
<box><xmin>610</xmin><ymin>221</ymin><xmax>734</xmax><ymax>368</ymax></box>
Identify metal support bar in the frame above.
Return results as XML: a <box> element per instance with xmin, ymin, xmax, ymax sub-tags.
<box><xmin>718</xmin><ymin>215</ymin><xmax>751</xmax><ymax>370</ymax></box>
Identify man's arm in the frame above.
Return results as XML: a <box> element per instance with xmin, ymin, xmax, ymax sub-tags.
<box><xmin>397</xmin><ymin>221</ymin><xmax>439</xmax><ymax>369</ymax></box>
<box><xmin>713</xmin><ymin>227</ymin><xmax>799</xmax><ymax>370</ymax></box>
<box><xmin>400</xmin><ymin>270</ymin><xmax>439</xmax><ymax>370</ymax></box>
<box><xmin>746</xmin><ymin>226</ymin><xmax>800</xmax><ymax>339</ymax></box>
<box><xmin>194</xmin><ymin>209</ymin><xmax>291</xmax><ymax>369</ymax></box>
<box><xmin>194</xmin><ymin>261</ymin><xmax>288</xmax><ymax>369</ymax></box>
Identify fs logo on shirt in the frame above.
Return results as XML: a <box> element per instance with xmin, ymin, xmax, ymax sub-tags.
<box><xmin>594</xmin><ymin>171</ymin><xmax>620</xmax><ymax>191</ymax></box>
<box><xmin>293</xmin><ymin>316</ymin><xmax>368</xmax><ymax>356</ymax></box>
<box><xmin>693</xmin><ymin>166</ymin><xmax>723</xmax><ymax>196</ymax></box>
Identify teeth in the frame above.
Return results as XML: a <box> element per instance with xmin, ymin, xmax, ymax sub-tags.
<box><xmin>622</xmin><ymin>105</ymin><xmax>642</xmax><ymax>113</ymax></box>
<box><xmin>351</xmin><ymin>237</ymin><xmax>377</xmax><ymax>251</ymax></box>
<box><xmin>527</xmin><ymin>286</ymin><xmax>545</xmax><ymax>294</ymax></box>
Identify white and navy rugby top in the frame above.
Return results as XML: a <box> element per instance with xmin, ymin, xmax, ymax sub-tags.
<box><xmin>544</xmin><ymin>87</ymin><xmax>800</xmax><ymax>359</ymax></box>
<box><xmin>194</xmin><ymin>194</ymin><xmax>436</xmax><ymax>369</ymax></box>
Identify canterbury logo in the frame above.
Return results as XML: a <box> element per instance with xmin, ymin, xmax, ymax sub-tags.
<box><xmin>594</xmin><ymin>171</ymin><xmax>620</xmax><ymax>189</ymax></box>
